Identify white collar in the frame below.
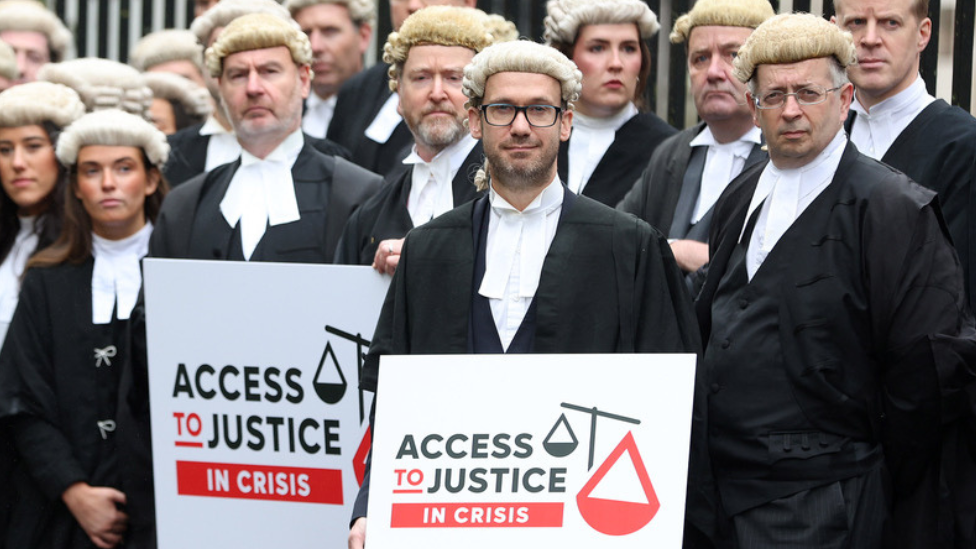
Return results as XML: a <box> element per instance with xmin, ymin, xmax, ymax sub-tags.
<box><xmin>573</xmin><ymin>103</ymin><xmax>638</xmax><ymax>131</ymax></box>
<box><xmin>741</xmin><ymin>129</ymin><xmax>847</xmax><ymax>243</ymax></box>
<box><xmin>0</xmin><ymin>217</ymin><xmax>39</xmax><ymax>323</ymax></box>
<box><xmin>91</xmin><ymin>223</ymin><xmax>152</xmax><ymax>324</ymax></box>
<box><xmin>306</xmin><ymin>91</ymin><xmax>336</xmax><ymax>111</ymax></box>
<box><xmin>479</xmin><ymin>176</ymin><xmax>563</xmax><ymax>301</ymax></box>
<box><xmin>200</xmin><ymin>114</ymin><xmax>234</xmax><ymax>137</ymax></box>
<box><xmin>364</xmin><ymin>92</ymin><xmax>403</xmax><ymax>144</ymax></box>
<box><xmin>852</xmin><ymin>75</ymin><xmax>932</xmax><ymax>118</ymax></box>
<box><xmin>220</xmin><ymin>129</ymin><xmax>304</xmax><ymax>260</ymax></box>
<box><xmin>689</xmin><ymin>125</ymin><xmax>761</xmax><ymax>152</ymax></box>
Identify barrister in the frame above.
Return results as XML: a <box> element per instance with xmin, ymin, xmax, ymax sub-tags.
<box><xmin>326</xmin><ymin>0</ymin><xmax>476</xmax><ymax>178</ymax></box>
<box><xmin>348</xmin><ymin>39</ymin><xmax>701</xmax><ymax>549</ymax></box>
<box><xmin>149</xmin><ymin>13</ymin><xmax>382</xmax><ymax>263</ymax></box>
<box><xmin>544</xmin><ymin>0</ymin><xmax>678</xmax><ymax>207</ymax></box>
<box><xmin>697</xmin><ymin>13</ymin><xmax>976</xmax><ymax>548</ymax></box>
<box><xmin>618</xmin><ymin>0</ymin><xmax>772</xmax><ymax>284</ymax></box>
<box><xmin>334</xmin><ymin>6</ymin><xmax>493</xmax><ymax>269</ymax></box>
<box><xmin>832</xmin><ymin>0</ymin><xmax>976</xmax><ymax>311</ymax></box>
<box><xmin>164</xmin><ymin>0</ymin><xmax>350</xmax><ymax>186</ymax></box>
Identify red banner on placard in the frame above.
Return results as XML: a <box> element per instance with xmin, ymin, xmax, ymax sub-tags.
<box><xmin>176</xmin><ymin>460</ymin><xmax>343</xmax><ymax>504</ymax></box>
<box><xmin>391</xmin><ymin>502</ymin><xmax>564</xmax><ymax>528</ymax></box>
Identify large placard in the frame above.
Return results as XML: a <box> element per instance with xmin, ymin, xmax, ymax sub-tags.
<box><xmin>366</xmin><ymin>353</ymin><xmax>696</xmax><ymax>548</ymax></box>
<box><xmin>144</xmin><ymin>259</ymin><xmax>389</xmax><ymax>548</ymax></box>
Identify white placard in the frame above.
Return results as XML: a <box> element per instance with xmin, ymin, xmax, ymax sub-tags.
<box><xmin>366</xmin><ymin>353</ymin><xmax>696</xmax><ymax>548</ymax></box>
<box><xmin>144</xmin><ymin>259</ymin><xmax>389</xmax><ymax>548</ymax></box>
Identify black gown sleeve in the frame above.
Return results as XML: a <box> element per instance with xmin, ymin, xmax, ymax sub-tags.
<box><xmin>0</xmin><ymin>270</ymin><xmax>88</xmax><ymax>500</ymax></box>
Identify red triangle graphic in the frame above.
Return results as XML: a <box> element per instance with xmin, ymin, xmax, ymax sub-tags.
<box><xmin>353</xmin><ymin>427</ymin><xmax>371</xmax><ymax>486</ymax></box>
<box><xmin>576</xmin><ymin>431</ymin><xmax>659</xmax><ymax>535</ymax></box>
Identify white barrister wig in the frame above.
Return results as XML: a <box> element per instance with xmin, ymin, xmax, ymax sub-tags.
<box><xmin>732</xmin><ymin>12</ymin><xmax>857</xmax><ymax>83</ymax></box>
<box><xmin>383</xmin><ymin>6</ymin><xmax>493</xmax><ymax>91</ymax></box>
<box><xmin>190</xmin><ymin>0</ymin><xmax>295</xmax><ymax>46</ymax></box>
<box><xmin>463</xmin><ymin>40</ymin><xmax>582</xmax><ymax>192</ymax></box>
<box><xmin>543</xmin><ymin>0</ymin><xmax>659</xmax><ymax>46</ymax></box>
<box><xmin>57</xmin><ymin>108</ymin><xmax>170</xmax><ymax>168</ymax></box>
<box><xmin>670</xmin><ymin>0</ymin><xmax>775</xmax><ymax>44</ymax></box>
<box><xmin>37</xmin><ymin>58</ymin><xmax>154</xmax><ymax>119</ymax></box>
<box><xmin>480</xmin><ymin>11</ymin><xmax>519</xmax><ymax>43</ymax></box>
<box><xmin>0</xmin><ymin>0</ymin><xmax>74</xmax><ymax>61</ymax></box>
<box><xmin>143</xmin><ymin>71</ymin><xmax>213</xmax><ymax>119</ymax></box>
<box><xmin>205</xmin><ymin>12</ymin><xmax>312</xmax><ymax>78</ymax></box>
<box><xmin>0</xmin><ymin>39</ymin><xmax>16</xmax><ymax>81</ymax></box>
<box><xmin>462</xmin><ymin>40</ymin><xmax>582</xmax><ymax>109</ymax></box>
<box><xmin>284</xmin><ymin>0</ymin><xmax>375</xmax><ymax>25</ymax></box>
<box><xmin>0</xmin><ymin>81</ymin><xmax>85</xmax><ymax>129</ymax></box>
<box><xmin>129</xmin><ymin>29</ymin><xmax>204</xmax><ymax>73</ymax></box>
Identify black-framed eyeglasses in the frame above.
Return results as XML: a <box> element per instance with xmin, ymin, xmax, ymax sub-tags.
<box><xmin>480</xmin><ymin>103</ymin><xmax>563</xmax><ymax>127</ymax></box>
<box><xmin>753</xmin><ymin>85</ymin><xmax>842</xmax><ymax>109</ymax></box>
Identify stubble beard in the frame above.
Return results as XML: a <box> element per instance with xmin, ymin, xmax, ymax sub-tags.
<box><xmin>487</xmin><ymin>138</ymin><xmax>557</xmax><ymax>193</ymax></box>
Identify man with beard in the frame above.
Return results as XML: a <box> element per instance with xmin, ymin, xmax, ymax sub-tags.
<box><xmin>149</xmin><ymin>13</ymin><xmax>382</xmax><ymax>263</ymax></box>
<box><xmin>163</xmin><ymin>0</ymin><xmax>349</xmax><ymax>186</ymax></box>
<box><xmin>326</xmin><ymin>0</ymin><xmax>477</xmax><ymax>178</ymax></box>
<box><xmin>348</xmin><ymin>39</ymin><xmax>700</xmax><ymax>549</ymax></box>
<box><xmin>618</xmin><ymin>0</ymin><xmax>772</xmax><ymax>288</ymax></box>
<box><xmin>334</xmin><ymin>6</ymin><xmax>490</xmax><ymax>269</ymax></box>
<box><xmin>831</xmin><ymin>0</ymin><xmax>976</xmax><ymax>311</ymax></box>
<box><xmin>286</xmin><ymin>0</ymin><xmax>373</xmax><ymax>139</ymax></box>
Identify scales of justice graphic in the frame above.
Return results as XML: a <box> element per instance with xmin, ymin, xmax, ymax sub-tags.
<box><xmin>314</xmin><ymin>325</ymin><xmax>372</xmax><ymax>485</ymax></box>
<box><xmin>544</xmin><ymin>403</ymin><xmax>660</xmax><ymax>536</ymax></box>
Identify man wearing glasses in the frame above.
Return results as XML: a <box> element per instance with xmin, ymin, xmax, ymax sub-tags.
<box><xmin>695</xmin><ymin>13</ymin><xmax>976</xmax><ymax>548</ymax></box>
<box><xmin>349</xmin><ymin>39</ymin><xmax>701</xmax><ymax>549</ymax></box>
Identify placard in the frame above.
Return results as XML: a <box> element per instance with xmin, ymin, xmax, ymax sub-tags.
<box><xmin>366</xmin><ymin>353</ymin><xmax>696</xmax><ymax>548</ymax></box>
<box><xmin>144</xmin><ymin>259</ymin><xmax>389</xmax><ymax>548</ymax></box>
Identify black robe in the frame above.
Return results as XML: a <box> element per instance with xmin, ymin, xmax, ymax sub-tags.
<box><xmin>557</xmin><ymin>112</ymin><xmax>677</xmax><ymax>207</ymax></box>
<box><xmin>333</xmin><ymin>142</ymin><xmax>484</xmax><ymax>265</ymax></box>
<box><xmin>326</xmin><ymin>63</ymin><xmax>413</xmax><ymax>178</ymax></box>
<box><xmin>698</xmin><ymin>143</ymin><xmax>976</xmax><ymax>548</ymax></box>
<box><xmin>617</xmin><ymin>122</ymin><xmax>766</xmax><ymax>239</ymax></box>
<box><xmin>150</xmin><ymin>141</ymin><xmax>383</xmax><ymax>262</ymax></box>
<box><xmin>846</xmin><ymin>100</ymin><xmax>976</xmax><ymax>310</ymax></box>
<box><xmin>0</xmin><ymin>259</ymin><xmax>145</xmax><ymax>548</ymax></box>
<box><xmin>163</xmin><ymin>124</ymin><xmax>352</xmax><ymax>187</ymax></box>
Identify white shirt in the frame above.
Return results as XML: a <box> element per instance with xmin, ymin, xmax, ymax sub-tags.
<box><xmin>479</xmin><ymin>177</ymin><xmax>563</xmax><ymax>350</ymax></box>
<box><xmin>364</xmin><ymin>92</ymin><xmax>403</xmax><ymax>144</ymax></box>
<box><xmin>567</xmin><ymin>103</ymin><xmax>638</xmax><ymax>194</ymax></box>
<box><xmin>0</xmin><ymin>217</ymin><xmax>39</xmax><ymax>343</ymax></box>
<box><xmin>220</xmin><ymin>130</ymin><xmax>304</xmax><ymax>260</ymax></box>
<box><xmin>200</xmin><ymin>115</ymin><xmax>243</xmax><ymax>172</ymax></box>
<box><xmin>302</xmin><ymin>93</ymin><xmax>337</xmax><ymax>139</ymax></box>
<box><xmin>402</xmin><ymin>134</ymin><xmax>478</xmax><ymax>228</ymax></box>
<box><xmin>850</xmin><ymin>76</ymin><xmax>934</xmax><ymax>160</ymax></box>
<box><xmin>91</xmin><ymin>223</ymin><xmax>152</xmax><ymax>324</ymax></box>
<box><xmin>744</xmin><ymin>130</ymin><xmax>848</xmax><ymax>280</ymax></box>
<box><xmin>689</xmin><ymin>126</ymin><xmax>762</xmax><ymax>224</ymax></box>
